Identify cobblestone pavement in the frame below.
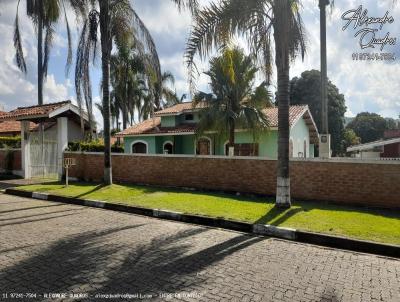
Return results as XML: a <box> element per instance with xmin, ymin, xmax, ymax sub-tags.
<box><xmin>0</xmin><ymin>193</ymin><xmax>399</xmax><ymax>302</ymax></box>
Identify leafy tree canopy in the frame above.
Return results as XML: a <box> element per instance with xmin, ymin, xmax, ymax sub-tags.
<box><xmin>347</xmin><ymin>112</ymin><xmax>391</xmax><ymax>143</ymax></box>
<box><xmin>289</xmin><ymin>69</ymin><xmax>347</xmax><ymax>155</ymax></box>
<box><xmin>194</xmin><ymin>47</ymin><xmax>272</xmax><ymax>146</ymax></box>
<box><xmin>341</xmin><ymin>128</ymin><xmax>361</xmax><ymax>154</ymax></box>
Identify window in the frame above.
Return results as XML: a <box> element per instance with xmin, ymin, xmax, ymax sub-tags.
<box><xmin>225</xmin><ymin>143</ymin><xmax>259</xmax><ymax>156</ymax></box>
<box><xmin>132</xmin><ymin>142</ymin><xmax>147</xmax><ymax>154</ymax></box>
<box><xmin>304</xmin><ymin>139</ymin><xmax>307</xmax><ymax>158</ymax></box>
<box><xmin>163</xmin><ymin>142</ymin><xmax>174</xmax><ymax>154</ymax></box>
<box><xmin>185</xmin><ymin>114</ymin><xmax>194</xmax><ymax>121</ymax></box>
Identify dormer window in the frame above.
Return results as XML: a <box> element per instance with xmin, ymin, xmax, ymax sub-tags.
<box><xmin>185</xmin><ymin>114</ymin><xmax>194</xmax><ymax>121</ymax></box>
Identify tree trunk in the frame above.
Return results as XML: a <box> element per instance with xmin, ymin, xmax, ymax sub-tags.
<box><xmin>122</xmin><ymin>105</ymin><xmax>128</xmax><ymax>130</ymax></box>
<box><xmin>37</xmin><ymin>0</ymin><xmax>44</xmax><ymax>105</ymax></box>
<box><xmin>100</xmin><ymin>0</ymin><xmax>112</xmax><ymax>185</ymax></box>
<box><xmin>274</xmin><ymin>0</ymin><xmax>291</xmax><ymax>208</ymax></box>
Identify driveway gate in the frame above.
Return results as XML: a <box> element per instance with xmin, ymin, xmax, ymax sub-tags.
<box><xmin>29</xmin><ymin>125</ymin><xmax>58</xmax><ymax>179</ymax></box>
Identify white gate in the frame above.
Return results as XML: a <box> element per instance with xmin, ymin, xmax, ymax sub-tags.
<box><xmin>29</xmin><ymin>125</ymin><xmax>59</xmax><ymax>179</ymax></box>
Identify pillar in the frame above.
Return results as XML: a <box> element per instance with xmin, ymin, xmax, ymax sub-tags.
<box><xmin>57</xmin><ymin>117</ymin><xmax>68</xmax><ymax>180</ymax></box>
<box><xmin>21</xmin><ymin>121</ymin><xmax>31</xmax><ymax>179</ymax></box>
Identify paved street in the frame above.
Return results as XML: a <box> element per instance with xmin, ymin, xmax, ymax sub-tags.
<box><xmin>0</xmin><ymin>193</ymin><xmax>399</xmax><ymax>302</ymax></box>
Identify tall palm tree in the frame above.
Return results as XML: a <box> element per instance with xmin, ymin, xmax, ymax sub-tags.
<box><xmin>75</xmin><ymin>0</ymin><xmax>198</xmax><ymax>185</ymax></box>
<box><xmin>151</xmin><ymin>71</ymin><xmax>180</xmax><ymax>110</ymax></box>
<box><xmin>110</xmin><ymin>43</ymin><xmax>146</xmax><ymax>129</ymax></box>
<box><xmin>185</xmin><ymin>0</ymin><xmax>306</xmax><ymax>208</ymax></box>
<box><xmin>14</xmin><ymin>0</ymin><xmax>86</xmax><ymax>105</ymax></box>
<box><xmin>194</xmin><ymin>47</ymin><xmax>271</xmax><ymax>155</ymax></box>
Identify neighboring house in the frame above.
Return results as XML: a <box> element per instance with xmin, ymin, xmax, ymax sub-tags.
<box><xmin>0</xmin><ymin>112</ymin><xmax>56</xmax><ymax>137</ymax></box>
<box><xmin>0</xmin><ymin>101</ymin><xmax>92</xmax><ymax>142</ymax></box>
<box><xmin>0</xmin><ymin>101</ymin><xmax>93</xmax><ymax>179</ymax></box>
<box><xmin>347</xmin><ymin>130</ymin><xmax>400</xmax><ymax>158</ymax></box>
<box><xmin>0</xmin><ymin>120</ymin><xmax>34</xmax><ymax>137</ymax></box>
<box><xmin>117</xmin><ymin>102</ymin><xmax>319</xmax><ymax>158</ymax></box>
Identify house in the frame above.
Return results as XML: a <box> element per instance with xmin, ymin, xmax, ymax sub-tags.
<box><xmin>0</xmin><ymin>101</ymin><xmax>92</xmax><ymax>178</ymax></box>
<box><xmin>347</xmin><ymin>130</ymin><xmax>400</xmax><ymax>158</ymax></box>
<box><xmin>0</xmin><ymin>111</ymin><xmax>36</xmax><ymax>136</ymax></box>
<box><xmin>117</xmin><ymin>102</ymin><xmax>319</xmax><ymax>158</ymax></box>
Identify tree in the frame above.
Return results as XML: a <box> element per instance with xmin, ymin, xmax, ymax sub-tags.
<box><xmin>194</xmin><ymin>47</ymin><xmax>271</xmax><ymax>153</ymax></box>
<box><xmin>341</xmin><ymin>128</ymin><xmax>360</xmax><ymax>154</ymax></box>
<box><xmin>347</xmin><ymin>112</ymin><xmax>389</xmax><ymax>143</ymax></box>
<box><xmin>75</xmin><ymin>0</ymin><xmax>197</xmax><ymax>185</ymax></box>
<box><xmin>110</xmin><ymin>42</ymin><xmax>147</xmax><ymax>129</ymax></box>
<box><xmin>152</xmin><ymin>71</ymin><xmax>180</xmax><ymax>110</ymax></box>
<box><xmin>185</xmin><ymin>0</ymin><xmax>306</xmax><ymax>208</ymax></box>
<box><xmin>289</xmin><ymin>70</ymin><xmax>347</xmax><ymax>156</ymax></box>
<box><xmin>386</xmin><ymin>118</ymin><xmax>399</xmax><ymax>130</ymax></box>
<box><xmin>14</xmin><ymin>0</ymin><xmax>86</xmax><ymax>105</ymax></box>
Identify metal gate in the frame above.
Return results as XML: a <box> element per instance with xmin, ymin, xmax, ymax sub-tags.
<box><xmin>29</xmin><ymin>125</ymin><xmax>58</xmax><ymax>179</ymax></box>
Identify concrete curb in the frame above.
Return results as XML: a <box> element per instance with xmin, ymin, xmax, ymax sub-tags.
<box><xmin>5</xmin><ymin>188</ymin><xmax>399</xmax><ymax>259</ymax></box>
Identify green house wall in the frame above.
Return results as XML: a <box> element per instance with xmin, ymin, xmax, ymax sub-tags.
<box><xmin>161</xmin><ymin>116</ymin><xmax>177</xmax><ymax>127</ymax></box>
<box><xmin>123</xmin><ymin>116</ymin><xmax>314</xmax><ymax>159</ymax></box>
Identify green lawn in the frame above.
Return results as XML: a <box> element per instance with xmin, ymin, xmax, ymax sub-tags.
<box><xmin>18</xmin><ymin>182</ymin><xmax>400</xmax><ymax>245</ymax></box>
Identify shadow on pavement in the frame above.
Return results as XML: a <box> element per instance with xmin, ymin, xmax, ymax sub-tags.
<box><xmin>0</xmin><ymin>223</ymin><xmax>262</xmax><ymax>298</ymax></box>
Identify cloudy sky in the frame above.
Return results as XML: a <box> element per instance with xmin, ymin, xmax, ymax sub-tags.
<box><xmin>0</xmin><ymin>0</ymin><xmax>399</xmax><ymax>129</ymax></box>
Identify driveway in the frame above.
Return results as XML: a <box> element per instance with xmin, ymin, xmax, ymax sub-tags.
<box><xmin>0</xmin><ymin>193</ymin><xmax>399</xmax><ymax>301</ymax></box>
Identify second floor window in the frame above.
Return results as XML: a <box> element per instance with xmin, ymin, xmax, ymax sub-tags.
<box><xmin>185</xmin><ymin>114</ymin><xmax>194</xmax><ymax>121</ymax></box>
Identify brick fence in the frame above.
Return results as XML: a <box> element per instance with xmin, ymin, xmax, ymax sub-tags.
<box><xmin>65</xmin><ymin>152</ymin><xmax>400</xmax><ymax>208</ymax></box>
<box><xmin>0</xmin><ymin>149</ymin><xmax>21</xmax><ymax>173</ymax></box>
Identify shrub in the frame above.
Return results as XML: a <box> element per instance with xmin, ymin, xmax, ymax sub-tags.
<box><xmin>68</xmin><ymin>141</ymin><xmax>124</xmax><ymax>153</ymax></box>
<box><xmin>0</xmin><ymin>136</ymin><xmax>21</xmax><ymax>149</ymax></box>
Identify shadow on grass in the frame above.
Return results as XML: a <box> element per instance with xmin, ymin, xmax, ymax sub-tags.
<box><xmin>256</xmin><ymin>207</ymin><xmax>304</xmax><ymax>225</ymax></box>
<box><xmin>18</xmin><ymin>181</ymin><xmax>400</xmax><ymax>224</ymax></box>
<box><xmin>74</xmin><ymin>184</ymin><xmax>106</xmax><ymax>198</ymax></box>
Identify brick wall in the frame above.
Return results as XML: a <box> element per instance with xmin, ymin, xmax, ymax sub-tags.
<box><xmin>65</xmin><ymin>152</ymin><xmax>400</xmax><ymax>208</ymax></box>
<box><xmin>0</xmin><ymin>149</ymin><xmax>22</xmax><ymax>172</ymax></box>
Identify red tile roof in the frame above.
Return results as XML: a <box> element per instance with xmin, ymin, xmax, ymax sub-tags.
<box><xmin>154</xmin><ymin>102</ymin><xmax>207</xmax><ymax>116</ymax></box>
<box><xmin>117</xmin><ymin>103</ymin><xmax>316</xmax><ymax>138</ymax></box>
<box><xmin>0</xmin><ymin>101</ymin><xmax>71</xmax><ymax>121</ymax></box>
<box><xmin>0</xmin><ymin>120</ymin><xmax>36</xmax><ymax>135</ymax></box>
<box><xmin>261</xmin><ymin>106</ymin><xmax>309</xmax><ymax>128</ymax></box>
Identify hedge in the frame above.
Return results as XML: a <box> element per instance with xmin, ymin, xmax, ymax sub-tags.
<box><xmin>68</xmin><ymin>141</ymin><xmax>124</xmax><ymax>153</ymax></box>
<box><xmin>0</xmin><ymin>136</ymin><xmax>21</xmax><ymax>149</ymax></box>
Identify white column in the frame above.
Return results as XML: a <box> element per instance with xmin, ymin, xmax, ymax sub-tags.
<box><xmin>319</xmin><ymin>134</ymin><xmax>331</xmax><ymax>158</ymax></box>
<box><xmin>21</xmin><ymin>121</ymin><xmax>31</xmax><ymax>179</ymax></box>
<box><xmin>57</xmin><ymin>117</ymin><xmax>68</xmax><ymax>180</ymax></box>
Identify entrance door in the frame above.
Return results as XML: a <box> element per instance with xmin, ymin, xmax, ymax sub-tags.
<box><xmin>29</xmin><ymin>125</ymin><xmax>58</xmax><ymax>179</ymax></box>
<box><xmin>197</xmin><ymin>138</ymin><xmax>211</xmax><ymax>155</ymax></box>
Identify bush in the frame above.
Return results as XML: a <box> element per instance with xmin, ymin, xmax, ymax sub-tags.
<box><xmin>68</xmin><ymin>141</ymin><xmax>124</xmax><ymax>153</ymax></box>
<box><xmin>0</xmin><ymin>136</ymin><xmax>21</xmax><ymax>149</ymax></box>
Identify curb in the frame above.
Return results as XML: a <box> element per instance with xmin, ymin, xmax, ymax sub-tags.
<box><xmin>5</xmin><ymin>188</ymin><xmax>400</xmax><ymax>259</ymax></box>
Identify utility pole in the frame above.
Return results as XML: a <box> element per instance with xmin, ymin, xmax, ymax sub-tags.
<box><xmin>319</xmin><ymin>0</ymin><xmax>331</xmax><ymax>158</ymax></box>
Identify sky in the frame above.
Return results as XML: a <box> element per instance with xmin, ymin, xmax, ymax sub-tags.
<box><xmin>0</xmin><ymin>0</ymin><xmax>399</xmax><ymax>130</ymax></box>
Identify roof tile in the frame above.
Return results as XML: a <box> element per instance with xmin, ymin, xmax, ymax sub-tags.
<box><xmin>0</xmin><ymin>101</ymin><xmax>71</xmax><ymax>121</ymax></box>
<box><xmin>0</xmin><ymin>120</ymin><xmax>36</xmax><ymax>135</ymax></box>
<box><xmin>117</xmin><ymin>102</ymin><xmax>311</xmax><ymax>137</ymax></box>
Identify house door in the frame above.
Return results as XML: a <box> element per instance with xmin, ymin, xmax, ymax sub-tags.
<box><xmin>197</xmin><ymin>138</ymin><xmax>211</xmax><ymax>155</ymax></box>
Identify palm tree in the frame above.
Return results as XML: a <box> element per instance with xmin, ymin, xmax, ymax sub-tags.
<box><xmin>185</xmin><ymin>0</ymin><xmax>306</xmax><ymax>208</ymax></box>
<box><xmin>151</xmin><ymin>71</ymin><xmax>180</xmax><ymax>110</ymax></box>
<box><xmin>75</xmin><ymin>0</ymin><xmax>198</xmax><ymax>185</ymax></box>
<box><xmin>194</xmin><ymin>47</ymin><xmax>271</xmax><ymax>155</ymax></box>
<box><xmin>110</xmin><ymin>43</ymin><xmax>146</xmax><ymax>129</ymax></box>
<box><xmin>14</xmin><ymin>0</ymin><xmax>86</xmax><ymax>105</ymax></box>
